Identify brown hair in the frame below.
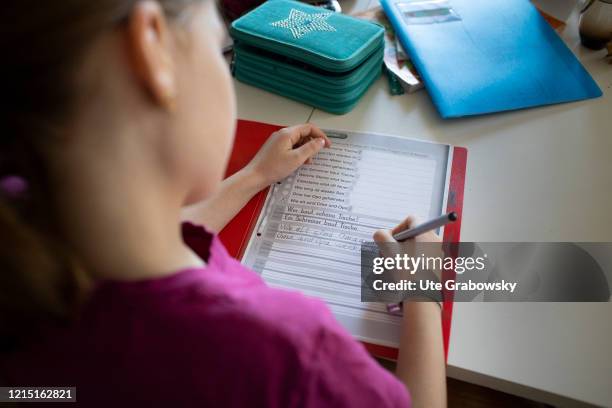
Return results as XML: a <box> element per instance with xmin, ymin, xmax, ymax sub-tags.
<box><xmin>0</xmin><ymin>0</ymin><xmax>200</xmax><ymax>352</ymax></box>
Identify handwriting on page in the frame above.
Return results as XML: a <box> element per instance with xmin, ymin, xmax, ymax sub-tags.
<box><xmin>271</xmin><ymin>143</ymin><xmax>436</xmax><ymax>250</ymax></box>
<box><xmin>244</xmin><ymin>140</ymin><xmax>438</xmax><ymax>327</ymax></box>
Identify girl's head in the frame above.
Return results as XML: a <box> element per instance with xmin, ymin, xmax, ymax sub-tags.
<box><xmin>0</xmin><ymin>0</ymin><xmax>236</xmax><ymax>348</ymax></box>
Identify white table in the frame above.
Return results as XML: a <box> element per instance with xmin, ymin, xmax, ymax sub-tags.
<box><xmin>234</xmin><ymin>2</ymin><xmax>612</xmax><ymax>406</ymax></box>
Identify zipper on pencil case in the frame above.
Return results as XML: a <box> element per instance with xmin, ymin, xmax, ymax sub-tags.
<box><xmin>235</xmin><ymin>73</ymin><xmax>363</xmax><ymax>114</ymax></box>
<box><xmin>233</xmin><ymin>50</ymin><xmax>379</xmax><ymax>92</ymax></box>
<box><xmin>230</xmin><ymin>29</ymin><xmax>384</xmax><ymax>72</ymax></box>
<box><xmin>235</xmin><ymin>59</ymin><xmax>381</xmax><ymax>99</ymax></box>
<box><xmin>234</xmin><ymin>61</ymin><xmax>381</xmax><ymax>96</ymax></box>
<box><xmin>231</xmin><ymin>30</ymin><xmax>381</xmax><ymax>72</ymax></box>
<box><xmin>234</xmin><ymin>46</ymin><xmax>384</xmax><ymax>91</ymax></box>
<box><xmin>234</xmin><ymin>62</ymin><xmax>381</xmax><ymax>100</ymax></box>
<box><xmin>234</xmin><ymin>64</ymin><xmax>380</xmax><ymax>113</ymax></box>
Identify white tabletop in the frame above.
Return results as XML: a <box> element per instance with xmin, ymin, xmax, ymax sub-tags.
<box><xmin>234</xmin><ymin>80</ymin><xmax>314</xmax><ymax>125</ymax></box>
<box><xmin>233</xmin><ymin>2</ymin><xmax>612</xmax><ymax>406</ymax></box>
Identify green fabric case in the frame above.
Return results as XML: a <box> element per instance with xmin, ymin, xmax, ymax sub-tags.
<box><xmin>230</xmin><ymin>0</ymin><xmax>384</xmax><ymax>114</ymax></box>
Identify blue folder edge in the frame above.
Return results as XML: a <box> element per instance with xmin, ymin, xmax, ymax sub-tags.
<box><xmin>380</xmin><ymin>0</ymin><xmax>602</xmax><ymax>118</ymax></box>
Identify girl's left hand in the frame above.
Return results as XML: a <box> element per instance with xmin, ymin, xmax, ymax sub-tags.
<box><xmin>245</xmin><ymin>124</ymin><xmax>331</xmax><ymax>188</ymax></box>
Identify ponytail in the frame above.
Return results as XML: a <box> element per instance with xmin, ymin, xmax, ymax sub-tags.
<box><xmin>0</xmin><ymin>0</ymin><xmax>202</xmax><ymax>353</ymax></box>
<box><xmin>0</xmin><ymin>196</ymin><xmax>87</xmax><ymax>352</ymax></box>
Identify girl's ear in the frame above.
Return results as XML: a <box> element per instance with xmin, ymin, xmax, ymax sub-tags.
<box><xmin>126</xmin><ymin>0</ymin><xmax>177</xmax><ymax>110</ymax></box>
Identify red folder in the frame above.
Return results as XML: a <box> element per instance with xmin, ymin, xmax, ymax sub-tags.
<box><xmin>219</xmin><ymin>119</ymin><xmax>467</xmax><ymax>360</ymax></box>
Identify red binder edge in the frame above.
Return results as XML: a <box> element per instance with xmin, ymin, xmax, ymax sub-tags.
<box><xmin>219</xmin><ymin>120</ymin><xmax>468</xmax><ymax>361</ymax></box>
<box><xmin>219</xmin><ymin>120</ymin><xmax>283</xmax><ymax>258</ymax></box>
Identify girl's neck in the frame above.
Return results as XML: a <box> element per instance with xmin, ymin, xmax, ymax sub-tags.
<box><xmin>47</xmin><ymin>122</ymin><xmax>204</xmax><ymax>282</ymax></box>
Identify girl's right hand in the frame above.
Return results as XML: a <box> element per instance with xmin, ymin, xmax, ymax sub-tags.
<box><xmin>245</xmin><ymin>124</ymin><xmax>331</xmax><ymax>189</ymax></box>
<box><xmin>373</xmin><ymin>216</ymin><xmax>443</xmax><ymax>282</ymax></box>
<box><xmin>373</xmin><ymin>216</ymin><xmax>441</xmax><ymax>244</ymax></box>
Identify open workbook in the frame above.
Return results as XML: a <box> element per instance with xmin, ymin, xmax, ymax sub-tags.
<box><xmin>219</xmin><ymin>120</ymin><xmax>466</xmax><ymax>359</ymax></box>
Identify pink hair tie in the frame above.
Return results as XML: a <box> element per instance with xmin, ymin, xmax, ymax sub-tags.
<box><xmin>0</xmin><ymin>175</ymin><xmax>28</xmax><ymax>199</ymax></box>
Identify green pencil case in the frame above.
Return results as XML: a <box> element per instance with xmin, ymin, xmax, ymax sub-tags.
<box><xmin>230</xmin><ymin>0</ymin><xmax>384</xmax><ymax>114</ymax></box>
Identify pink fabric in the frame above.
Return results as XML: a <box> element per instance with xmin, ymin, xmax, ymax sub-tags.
<box><xmin>2</xmin><ymin>222</ymin><xmax>410</xmax><ymax>407</ymax></box>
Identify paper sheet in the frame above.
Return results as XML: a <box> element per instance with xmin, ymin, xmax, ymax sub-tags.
<box><xmin>242</xmin><ymin>130</ymin><xmax>451</xmax><ymax>347</ymax></box>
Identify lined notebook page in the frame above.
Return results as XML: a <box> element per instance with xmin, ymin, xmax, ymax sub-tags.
<box><xmin>242</xmin><ymin>130</ymin><xmax>450</xmax><ymax>347</ymax></box>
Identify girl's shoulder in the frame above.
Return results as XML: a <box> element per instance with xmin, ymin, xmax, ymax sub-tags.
<box><xmin>5</xmin><ymin>223</ymin><xmax>409</xmax><ymax>407</ymax></box>
<box><xmin>70</xmin><ymin>222</ymin><xmax>410</xmax><ymax>406</ymax></box>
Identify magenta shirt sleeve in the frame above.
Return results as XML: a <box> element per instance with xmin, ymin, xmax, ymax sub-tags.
<box><xmin>4</xmin><ymin>223</ymin><xmax>410</xmax><ymax>407</ymax></box>
<box><xmin>296</xmin><ymin>303</ymin><xmax>411</xmax><ymax>408</ymax></box>
<box><xmin>183</xmin><ymin>222</ymin><xmax>411</xmax><ymax>407</ymax></box>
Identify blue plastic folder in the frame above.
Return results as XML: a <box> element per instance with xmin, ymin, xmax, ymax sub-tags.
<box><xmin>380</xmin><ymin>0</ymin><xmax>602</xmax><ymax>118</ymax></box>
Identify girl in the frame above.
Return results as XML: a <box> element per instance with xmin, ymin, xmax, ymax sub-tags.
<box><xmin>0</xmin><ymin>1</ymin><xmax>446</xmax><ymax>407</ymax></box>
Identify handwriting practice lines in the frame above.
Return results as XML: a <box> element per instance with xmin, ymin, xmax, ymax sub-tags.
<box><xmin>242</xmin><ymin>130</ymin><xmax>451</xmax><ymax>346</ymax></box>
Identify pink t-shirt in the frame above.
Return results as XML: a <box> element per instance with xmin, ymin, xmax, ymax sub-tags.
<box><xmin>3</xmin><ymin>223</ymin><xmax>410</xmax><ymax>407</ymax></box>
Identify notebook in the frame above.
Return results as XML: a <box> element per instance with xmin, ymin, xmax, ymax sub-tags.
<box><xmin>380</xmin><ymin>0</ymin><xmax>602</xmax><ymax>118</ymax></box>
<box><xmin>219</xmin><ymin>120</ymin><xmax>467</xmax><ymax>359</ymax></box>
